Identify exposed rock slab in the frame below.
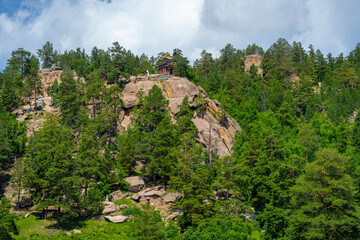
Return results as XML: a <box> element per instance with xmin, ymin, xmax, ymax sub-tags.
<box><xmin>244</xmin><ymin>55</ymin><xmax>263</xmax><ymax>75</ymax></box>
<box><xmin>104</xmin><ymin>215</ymin><xmax>129</xmax><ymax>223</ymax></box>
<box><xmin>122</xmin><ymin>81</ymin><xmax>163</xmax><ymax>108</ymax></box>
<box><xmin>163</xmin><ymin>192</ymin><xmax>183</xmax><ymax>203</ymax></box>
<box><xmin>125</xmin><ymin>176</ymin><xmax>145</xmax><ymax>192</ymax></box>
<box><xmin>110</xmin><ymin>190</ymin><xmax>128</xmax><ymax>201</ymax></box>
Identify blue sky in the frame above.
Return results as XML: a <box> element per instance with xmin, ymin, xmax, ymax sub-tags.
<box><xmin>1</xmin><ymin>0</ymin><xmax>360</xmax><ymax>71</ymax></box>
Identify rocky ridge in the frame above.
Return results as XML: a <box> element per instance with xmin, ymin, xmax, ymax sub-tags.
<box><xmin>16</xmin><ymin>69</ymin><xmax>241</xmax><ymax>158</ymax></box>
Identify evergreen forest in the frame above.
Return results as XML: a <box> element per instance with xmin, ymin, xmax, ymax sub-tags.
<box><xmin>1</xmin><ymin>39</ymin><xmax>360</xmax><ymax>239</ymax></box>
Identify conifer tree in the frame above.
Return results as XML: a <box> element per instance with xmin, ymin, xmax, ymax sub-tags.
<box><xmin>286</xmin><ymin>149</ymin><xmax>360</xmax><ymax>239</ymax></box>
<box><xmin>25</xmin><ymin>115</ymin><xmax>77</xmax><ymax>228</ymax></box>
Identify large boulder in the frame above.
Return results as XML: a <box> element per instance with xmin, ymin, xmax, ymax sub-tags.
<box><xmin>162</xmin><ymin>77</ymin><xmax>199</xmax><ymax>115</ymax></box>
<box><xmin>110</xmin><ymin>190</ymin><xmax>128</xmax><ymax>201</ymax></box>
<box><xmin>163</xmin><ymin>192</ymin><xmax>183</xmax><ymax>203</ymax></box>
<box><xmin>122</xmin><ymin>81</ymin><xmax>162</xmax><ymax>108</ymax></box>
<box><xmin>125</xmin><ymin>176</ymin><xmax>145</xmax><ymax>192</ymax></box>
<box><xmin>104</xmin><ymin>215</ymin><xmax>129</xmax><ymax>223</ymax></box>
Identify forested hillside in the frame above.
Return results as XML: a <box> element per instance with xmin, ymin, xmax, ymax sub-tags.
<box><xmin>1</xmin><ymin>39</ymin><xmax>360</xmax><ymax>239</ymax></box>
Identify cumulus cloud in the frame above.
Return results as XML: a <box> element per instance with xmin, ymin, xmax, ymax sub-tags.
<box><xmin>0</xmin><ymin>0</ymin><xmax>359</xmax><ymax>70</ymax></box>
<box><xmin>0</xmin><ymin>0</ymin><xmax>202</xmax><ymax>69</ymax></box>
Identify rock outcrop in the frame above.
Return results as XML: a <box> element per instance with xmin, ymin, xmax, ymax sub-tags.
<box><xmin>22</xmin><ymin>68</ymin><xmax>241</xmax><ymax>157</ymax></box>
<box><xmin>244</xmin><ymin>55</ymin><xmax>263</xmax><ymax>75</ymax></box>
<box><xmin>131</xmin><ymin>186</ymin><xmax>182</xmax><ymax>212</ymax></box>
<box><xmin>120</xmin><ymin>76</ymin><xmax>241</xmax><ymax>157</ymax></box>
<box><xmin>125</xmin><ymin>176</ymin><xmax>145</xmax><ymax>192</ymax></box>
<box><xmin>110</xmin><ymin>190</ymin><xmax>129</xmax><ymax>201</ymax></box>
<box><xmin>163</xmin><ymin>192</ymin><xmax>183</xmax><ymax>203</ymax></box>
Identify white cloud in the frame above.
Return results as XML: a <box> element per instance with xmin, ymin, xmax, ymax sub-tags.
<box><xmin>0</xmin><ymin>0</ymin><xmax>203</xmax><ymax>68</ymax></box>
<box><xmin>0</xmin><ymin>0</ymin><xmax>359</xmax><ymax>70</ymax></box>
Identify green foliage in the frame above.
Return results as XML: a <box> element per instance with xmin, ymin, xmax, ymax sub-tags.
<box><xmin>58</xmin><ymin>67</ymin><xmax>86</xmax><ymax>127</ymax></box>
<box><xmin>182</xmin><ymin>216</ymin><xmax>263</xmax><ymax>240</ymax></box>
<box><xmin>128</xmin><ymin>204</ymin><xmax>167</xmax><ymax>240</ymax></box>
<box><xmin>0</xmin><ymin>112</ymin><xmax>26</xmax><ymax>171</ymax></box>
<box><xmin>0</xmin><ymin>198</ymin><xmax>18</xmax><ymax>239</ymax></box>
<box><xmin>37</xmin><ymin>41</ymin><xmax>58</xmax><ymax>69</ymax></box>
<box><xmin>2</xmin><ymin>40</ymin><xmax>360</xmax><ymax>239</ymax></box>
<box><xmin>286</xmin><ymin>149</ymin><xmax>360</xmax><ymax>239</ymax></box>
<box><xmin>25</xmin><ymin>115</ymin><xmax>77</xmax><ymax>227</ymax></box>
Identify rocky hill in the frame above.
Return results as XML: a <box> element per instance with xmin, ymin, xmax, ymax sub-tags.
<box><xmin>120</xmin><ymin>74</ymin><xmax>240</xmax><ymax>157</ymax></box>
<box><xmin>15</xmin><ymin>68</ymin><xmax>241</xmax><ymax>158</ymax></box>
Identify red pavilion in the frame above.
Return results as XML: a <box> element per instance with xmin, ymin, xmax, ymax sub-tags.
<box><xmin>157</xmin><ymin>53</ymin><xmax>175</xmax><ymax>76</ymax></box>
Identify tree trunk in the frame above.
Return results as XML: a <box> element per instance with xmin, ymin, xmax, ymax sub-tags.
<box><xmin>44</xmin><ymin>207</ymin><xmax>48</xmax><ymax>220</ymax></box>
<box><xmin>208</xmin><ymin>122</ymin><xmax>212</xmax><ymax>166</ymax></box>
<box><xmin>34</xmin><ymin>90</ymin><xmax>37</xmax><ymax>110</ymax></box>
<box><xmin>16</xmin><ymin>156</ymin><xmax>22</xmax><ymax>205</ymax></box>
<box><xmin>56</xmin><ymin>206</ymin><xmax>60</xmax><ymax>229</ymax></box>
<box><xmin>29</xmin><ymin>95</ymin><xmax>32</xmax><ymax>110</ymax></box>
<box><xmin>92</xmin><ymin>97</ymin><xmax>96</xmax><ymax>117</ymax></box>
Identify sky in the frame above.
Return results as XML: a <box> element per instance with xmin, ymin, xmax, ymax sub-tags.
<box><xmin>0</xmin><ymin>0</ymin><xmax>360</xmax><ymax>71</ymax></box>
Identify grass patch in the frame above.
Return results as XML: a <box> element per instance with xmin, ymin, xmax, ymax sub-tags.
<box><xmin>113</xmin><ymin>198</ymin><xmax>135</xmax><ymax>207</ymax></box>
<box><xmin>13</xmin><ymin>214</ymin><xmax>132</xmax><ymax>240</ymax></box>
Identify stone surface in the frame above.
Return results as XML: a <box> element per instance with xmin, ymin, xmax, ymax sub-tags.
<box><xmin>110</xmin><ymin>190</ymin><xmax>128</xmax><ymax>201</ymax></box>
<box><xmin>26</xmin><ymin>118</ymin><xmax>46</xmax><ymax>137</ymax></box>
<box><xmin>131</xmin><ymin>188</ymin><xmax>147</xmax><ymax>201</ymax></box>
<box><xmin>143</xmin><ymin>189</ymin><xmax>166</xmax><ymax>198</ymax></box>
<box><xmin>163</xmin><ymin>192</ymin><xmax>182</xmax><ymax>203</ymax></box>
<box><xmin>244</xmin><ymin>55</ymin><xmax>263</xmax><ymax>75</ymax></box>
<box><xmin>102</xmin><ymin>201</ymin><xmax>117</xmax><ymax>214</ymax></box>
<box><xmin>124</xmin><ymin>176</ymin><xmax>145</xmax><ymax>192</ymax></box>
<box><xmin>104</xmin><ymin>215</ymin><xmax>130</xmax><ymax>223</ymax></box>
<box><xmin>73</xmin><ymin>229</ymin><xmax>82</xmax><ymax>234</ymax></box>
<box><xmin>122</xmin><ymin>81</ymin><xmax>162</xmax><ymax>108</ymax></box>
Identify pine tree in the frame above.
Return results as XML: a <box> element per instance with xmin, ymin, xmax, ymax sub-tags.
<box><xmin>286</xmin><ymin>149</ymin><xmax>360</xmax><ymax>239</ymax></box>
<box><xmin>37</xmin><ymin>41</ymin><xmax>57</xmax><ymax>69</ymax></box>
<box><xmin>25</xmin><ymin>115</ymin><xmax>77</xmax><ymax>228</ymax></box>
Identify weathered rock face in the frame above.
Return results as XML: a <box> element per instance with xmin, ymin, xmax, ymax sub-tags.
<box><xmin>38</xmin><ymin>67</ymin><xmax>63</xmax><ymax>97</ymax></box>
<box><xmin>26</xmin><ymin>118</ymin><xmax>46</xmax><ymax>137</ymax></box>
<box><xmin>124</xmin><ymin>176</ymin><xmax>145</xmax><ymax>192</ymax></box>
<box><xmin>104</xmin><ymin>215</ymin><xmax>129</xmax><ymax>223</ymax></box>
<box><xmin>120</xmin><ymin>76</ymin><xmax>241</xmax><ymax>157</ymax></box>
<box><xmin>244</xmin><ymin>55</ymin><xmax>263</xmax><ymax>75</ymax></box>
<box><xmin>24</xmin><ymin>69</ymin><xmax>241</xmax><ymax>157</ymax></box>
<box><xmin>163</xmin><ymin>192</ymin><xmax>183</xmax><ymax>203</ymax></box>
<box><xmin>110</xmin><ymin>190</ymin><xmax>129</xmax><ymax>201</ymax></box>
<box><xmin>131</xmin><ymin>186</ymin><xmax>182</xmax><ymax>212</ymax></box>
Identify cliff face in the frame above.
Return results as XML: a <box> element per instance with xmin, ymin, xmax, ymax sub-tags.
<box><xmin>244</xmin><ymin>54</ymin><xmax>263</xmax><ymax>75</ymax></box>
<box><xmin>23</xmin><ymin>70</ymin><xmax>241</xmax><ymax>157</ymax></box>
<box><xmin>120</xmin><ymin>75</ymin><xmax>241</xmax><ymax>157</ymax></box>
